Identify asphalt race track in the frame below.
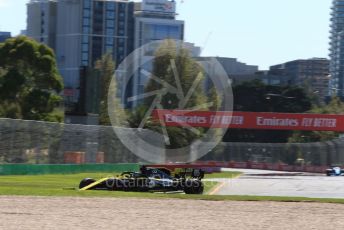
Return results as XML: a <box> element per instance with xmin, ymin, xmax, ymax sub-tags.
<box><xmin>213</xmin><ymin>168</ymin><xmax>344</xmax><ymax>198</ymax></box>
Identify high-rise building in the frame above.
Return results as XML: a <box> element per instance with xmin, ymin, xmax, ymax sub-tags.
<box><xmin>56</xmin><ymin>0</ymin><xmax>135</xmax><ymax>116</ymax></box>
<box><xmin>0</xmin><ymin>32</ymin><xmax>11</xmax><ymax>42</ymax></box>
<box><xmin>125</xmin><ymin>0</ymin><xmax>184</xmax><ymax>107</ymax></box>
<box><xmin>27</xmin><ymin>0</ymin><xmax>57</xmax><ymax>49</ymax></box>
<box><xmin>184</xmin><ymin>42</ymin><xmax>201</xmax><ymax>57</ymax></box>
<box><xmin>195</xmin><ymin>56</ymin><xmax>259</xmax><ymax>89</ymax></box>
<box><xmin>27</xmin><ymin>0</ymin><xmax>186</xmax><ymax>119</ymax></box>
<box><xmin>269</xmin><ymin>58</ymin><xmax>330</xmax><ymax>102</ymax></box>
<box><xmin>27</xmin><ymin>0</ymin><xmax>135</xmax><ymax>122</ymax></box>
<box><xmin>329</xmin><ymin>0</ymin><xmax>344</xmax><ymax>98</ymax></box>
<box><xmin>254</xmin><ymin>70</ymin><xmax>292</xmax><ymax>86</ymax></box>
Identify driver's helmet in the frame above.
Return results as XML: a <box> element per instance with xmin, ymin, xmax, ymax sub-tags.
<box><xmin>334</xmin><ymin>167</ymin><xmax>341</xmax><ymax>175</ymax></box>
<box><xmin>140</xmin><ymin>165</ymin><xmax>147</xmax><ymax>174</ymax></box>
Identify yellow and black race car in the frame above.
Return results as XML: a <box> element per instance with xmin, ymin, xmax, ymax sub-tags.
<box><xmin>78</xmin><ymin>166</ymin><xmax>204</xmax><ymax>194</ymax></box>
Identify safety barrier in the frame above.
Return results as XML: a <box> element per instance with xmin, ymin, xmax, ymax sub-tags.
<box><xmin>0</xmin><ymin>163</ymin><xmax>139</xmax><ymax>176</ymax></box>
<box><xmin>148</xmin><ymin>161</ymin><xmax>329</xmax><ymax>174</ymax></box>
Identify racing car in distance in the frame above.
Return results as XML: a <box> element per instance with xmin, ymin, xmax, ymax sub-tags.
<box><xmin>326</xmin><ymin>166</ymin><xmax>344</xmax><ymax>176</ymax></box>
<box><xmin>79</xmin><ymin>166</ymin><xmax>205</xmax><ymax>194</ymax></box>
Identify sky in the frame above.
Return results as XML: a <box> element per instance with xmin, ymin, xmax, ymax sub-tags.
<box><xmin>0</xmin><ymin>0</ymin><xmax>332</xmax><ymax>70</ymax></box>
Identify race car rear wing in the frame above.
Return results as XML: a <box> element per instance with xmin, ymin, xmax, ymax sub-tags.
<box><xmin>142</xmin><ymin>166</ymin><xmax>205</xmax><ymax>179</ymax></box>
<box><xmin>172</xmin><ymin>168</ymin><xmax>204</xmax><ymax>179</ymax></box>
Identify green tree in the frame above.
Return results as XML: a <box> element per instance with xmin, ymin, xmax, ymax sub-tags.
<box><xmin>94</xmin><ymin>53</ymin><xmax>126</xmax><ymax>126</ymax></box>
<box><xmin>208</xmin><ymin>86</ymin><xmax>222</xmax><ymax>111</ymax></box>
<box><xmin>0</xmin><ymin>36</ymin><xmax>63</xmax><ymax>122</ymax></box>
<box><xmin>95</xmin><ymin>53</ymin><xmax>114</xmax><ymax>125</ymax></box>
<box><xmin>129</xmin><ymin>39</ymin><xmax>209</xmax><ymax>148</ymax></box>
<box><xmin>144</xmin><ymin>40</ymin><xmax>207</xmax><ymax>109</ymax></box>
<box><xmin>224</xmin><ymin>80</ymin><xmax>313</xmax><ymax>143</ymax></box>
<box><xmin>127</xmin><ymin>105</ymin><xmax>154</xmax><ymax>128</ymax></box>
<box><xmin>232</xmin><ymin>80</ymin><xmax>312</xmax><ymax>113</ymax></box>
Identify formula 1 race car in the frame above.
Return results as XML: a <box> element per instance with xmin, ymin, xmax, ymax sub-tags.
<box><xmin>326</xmin><ymin>166</ymin><xmax>344</xmax><ymax>176</ymax></box>
<box><xmin>78</xmin><ymin>166</ymin><xmax>205</xmax><ymax>194</ymax></box>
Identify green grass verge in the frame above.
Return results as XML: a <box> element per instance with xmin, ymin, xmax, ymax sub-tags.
<box><xmin>0</xmin><ymin>172</ymin><xmax>220</xmax><ymax>196</ymax></box>
<box><xmin>0</xmin><ymin>171</ymin><xmax>237</xmax><ymax>196</ymax></box>
<box><xmin>204</xmin><ymin>171</ymin><xmax>242</xmax><ymax>179</ymax></box>
<box><xmin>1</xmin><ymin>172</ymin><xmax>344</xmax><ymax>204</ymax></box>
<box><xmin>203</xmin><ymin>181</ymin><xmax>220</xmax><ymax>194</ymax></box>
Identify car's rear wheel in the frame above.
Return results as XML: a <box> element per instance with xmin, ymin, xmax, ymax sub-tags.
<box><xmin>79</xmin><ymin>178</ymin><xmax>96</xmax><ymax>189</ymax></box>
<box><xmin>184</xmin><ymin>180</ymin><xmax>204</xmax><ymax>194</ymax></box>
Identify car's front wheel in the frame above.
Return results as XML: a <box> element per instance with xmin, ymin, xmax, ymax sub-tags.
<box><xmin>79</xmin><ymin>178</ymin><xmax>96</xmax><ymax>189</ymax></box>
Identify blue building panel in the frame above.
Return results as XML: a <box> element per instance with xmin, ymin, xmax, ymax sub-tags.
<box><xmin>330</xmin><ymin>0</ymin><xmax>344</xmax><ymax>97</ymax></box>
<box><xmin>0</xmin><ymin>32</ymin><xmax>11</xmax><ymax>43</ymax></box>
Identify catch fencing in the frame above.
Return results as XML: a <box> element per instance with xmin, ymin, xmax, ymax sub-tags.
<box><xmin>0</xmin><ymin>118</ymin><xmax>139</xmax><ymax>164</ymax></box>
<box><xmin>203</xmin><ymin>140</ymin><xmax>344</xmax><ymax>167</ymax></box>
<box><xmin>0</xmin><ymin>118</ymin><xmax>343</xmax><ymax>167</ymax></box>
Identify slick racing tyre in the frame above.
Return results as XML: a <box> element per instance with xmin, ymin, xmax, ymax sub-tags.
<box><xmin>326</xmin><ymin>170</ymin><xmax>333</xmax><ymax>176</ymax></box>
<box><xmin>79</xmin><ymin>178</ymin><xmax>96</xmax><ymax>189</ymax></box>
<box><xmin>184</xmin><ymin>180</ymin><xmax>204</xmax><ymax>194</ymax></box>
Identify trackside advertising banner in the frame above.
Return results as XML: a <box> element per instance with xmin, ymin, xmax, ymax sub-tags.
<box><xmin>152</xmin><ymin>110</ymin><xmax>344</xmax><ymax>131</ymax></box>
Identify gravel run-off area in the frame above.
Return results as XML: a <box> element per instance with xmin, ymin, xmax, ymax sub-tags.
<box><xmin>1</xmin><ymin>196</ymin><xmax>344</xmax><ymax>230</ymax></box>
